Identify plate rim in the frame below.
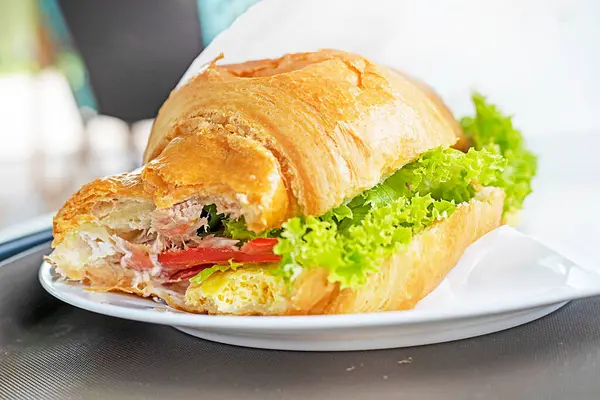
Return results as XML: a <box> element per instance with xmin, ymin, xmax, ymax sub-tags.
<box><xmin>172</xmin><ymin>302</ymin><xmax>569</xmax><ymax>351</ymax></box>
<box><xmin>39</xmin><ymin>261</ymin><xmax>589</xmax><ymax>330</ymax></box>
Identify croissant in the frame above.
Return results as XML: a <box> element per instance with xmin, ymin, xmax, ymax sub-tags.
<box><xmin>47</xmin><ymin>49</ymin><xmax>518</xmax><ymax>315</ymax></box>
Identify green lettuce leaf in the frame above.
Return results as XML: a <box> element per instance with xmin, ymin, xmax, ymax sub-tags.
<box><xmin>274</xmin><ymin>194</ymin><xmax>459</xmax><ymax>289</ymax></box>
<box><xmin>189</xmin><ymin>260</ymin><xmax>244</xmax><ymax>285</ymax></box>
<box><xmin>337</xmin><ymin>147</ymin><xmax>505</xmax><ymax>231</ymax></box>
<box><xmin>223</xmin><ymin>217</ymin><xmax>282</xmax><ymax>241</ymax></box>
<box><xmin>203</xmin><ymin>204</ymin><xmax>224</xmax><ymax>231</ymax></box>
<box><xmin>273</xmin><ymin>147</ymin><xmax>505</xmax><ymax>288</ymax></box>
<box><xmin>321</xmin><ymin>204</ymin><xmax>353</xmax><ymax>224</ymax></box>
<box><xmin>222</xmin><ymin>218</ymin><xmax>256</xmax><ymax>241</ymax></box>
<box><xmin>460</xmin><ymin>93</ymin><xmax>537</xmax><ymax>212</ymax></box>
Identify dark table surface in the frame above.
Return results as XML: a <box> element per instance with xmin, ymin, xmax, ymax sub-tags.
<box><xmin>2</xmin><ymin>243</ymin><xmax>600</xmax><ymax>399</ymax></box>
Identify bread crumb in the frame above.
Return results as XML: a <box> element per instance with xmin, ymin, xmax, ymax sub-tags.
<box><xmin>397</xmin><ymin>357</ymin><xmax>413</xmax><ymax>364</ymax></box>
<box><xmin>346</xmin><ymin>366</ymin><xmax>356</xmax><ymax>372</ymax></box>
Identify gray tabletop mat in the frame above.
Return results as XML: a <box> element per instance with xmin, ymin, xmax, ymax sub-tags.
<box><xmin>1</xmin><ymin>244</ymin><xmax>600</xmax><ymax>400</ymax></box>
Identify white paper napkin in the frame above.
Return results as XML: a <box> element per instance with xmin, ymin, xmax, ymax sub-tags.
<box><xmin>416</xmin><ymin>226</ymin><xmax>600</xmax><ymax>313</ymax></box>
<box><xmin>182</xmin><ymin>0</ymin><xmax>600</xmax><ymax>138</ymax></box>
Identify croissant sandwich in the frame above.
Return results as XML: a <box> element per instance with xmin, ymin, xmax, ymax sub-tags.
<box><xmin>46</xmin><ymin>50</ymin><xmax>537</xmax><ymax>315</ymax></box>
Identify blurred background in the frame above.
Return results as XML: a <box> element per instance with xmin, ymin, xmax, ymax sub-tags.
<box><xmin>1</xmin><ymin>0</ymin><xmax>599</xmax><ymax>245</ymax></box>
<box><xmin>0</xmin><ymin>0</ymin><xmax>259</xmax><ymax>230</ymax></box>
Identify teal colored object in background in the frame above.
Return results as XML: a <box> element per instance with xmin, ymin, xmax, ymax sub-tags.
<box><xmin>39</xmin><ymin>0</ymin><xmax>97</xmax><ymax>111</ymax></box>
<box><xmin>197</xmin><ymin>0</ymin><xmax>260</xmax><ymax>46</ymax></box>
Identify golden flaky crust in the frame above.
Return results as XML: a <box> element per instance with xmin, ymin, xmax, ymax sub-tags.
<box><xmin>142</xmin><ymin>129</ymin><xmax>294</xmax><ymax>231</ymax></box>
<box><xmin>55</xmin><ymin>50</ymin><xmax>464</xmax><ymax>238</ymax></box>
<box><xmin>52</xmin><ymin>170</ymin><xmax>151</xmax><ymax>246</ymax></box>
<box><xmin>54</xmin><ymin>50</ymin><xmax>466</xmax><ymax>238</ymax></box>
<box><xmin>79</xmin><ymin>265</ymin><xmax>190</xmax><ymax>312</ymax></box>
<box><xmin>144</xmin><ymin>49</ymin><xmax>464</xmax><ymax>231</ymax></box>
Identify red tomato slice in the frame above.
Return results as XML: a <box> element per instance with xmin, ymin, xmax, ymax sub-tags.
<box><xmin>157</xmin><ymin>246</ymin><xmax>281</xmax><ymax>269</ymax></box>
<box><xmin>240</xmin><ymin>238</ymin><xmax>279</xmax><ymax>254</ymax></box>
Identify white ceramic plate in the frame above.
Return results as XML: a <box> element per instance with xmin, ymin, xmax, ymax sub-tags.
<box><xmin>39</xmin><ymin>226</ymin><xmax>600</xmax><ymax>351</ymax></box>
<box><xmin>34</xmin><ymin>1</ymin><xmax>600</xmax><ymax>351</ymax></box>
